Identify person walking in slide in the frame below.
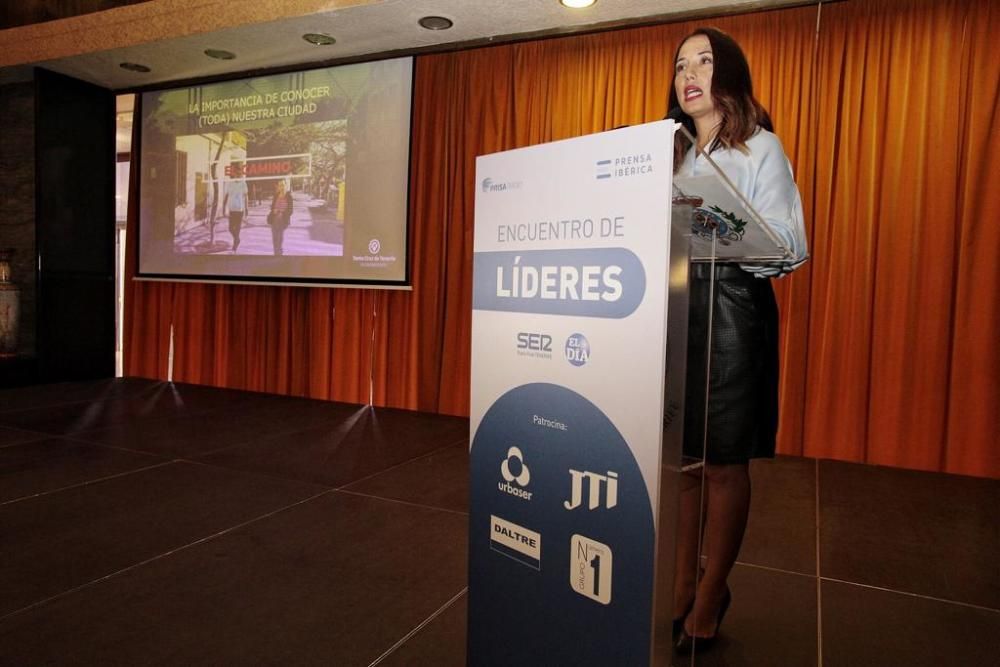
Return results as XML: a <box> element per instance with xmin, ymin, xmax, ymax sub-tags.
<box><xmin>221</xmin><ymin>162</ymin><xmax>248</xmax><ymax>253</ymax></box>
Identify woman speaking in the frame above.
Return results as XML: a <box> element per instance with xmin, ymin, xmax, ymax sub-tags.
<box><xmin>668</xmin><ymin>27</ymin><xmax>808</xmax><ymax>654</ymax></box>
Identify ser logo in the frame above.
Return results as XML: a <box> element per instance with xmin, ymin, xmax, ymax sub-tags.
<box><xmin>516</xmin><ymin>332</ymin><xmax>553</xmax><ymax>359</ymax></box>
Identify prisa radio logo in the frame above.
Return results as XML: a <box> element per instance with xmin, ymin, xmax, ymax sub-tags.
<box><xmin>481</xmin><ymin>177</ymin><xmax>523</xmax><ymax>193</ymax></box>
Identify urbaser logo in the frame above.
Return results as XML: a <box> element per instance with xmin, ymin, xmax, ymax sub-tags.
<box><xmin>499</xmin><ymin>446</ymin><xmax>532</xmax><ymax>500</ymax></box>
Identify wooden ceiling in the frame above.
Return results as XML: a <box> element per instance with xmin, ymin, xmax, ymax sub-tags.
<box><xmin>0</xmin><ymin>0</ymin><xmax>150</xmax><ymax>30</ymax></box>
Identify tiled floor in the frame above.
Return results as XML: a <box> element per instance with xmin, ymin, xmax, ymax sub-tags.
<box><xmin>1</xmin><ymin>378</ymin><xmax>997</xmax><ymax>666</ymax></box>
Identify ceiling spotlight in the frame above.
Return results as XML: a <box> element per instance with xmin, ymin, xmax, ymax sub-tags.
<box><xmin>560</xmin><ymin>0</ymin><xmax>597</xmax><ymax>8</ymax></box>
<box><xmin>119</xmin><ymin>62</ymin><xmax>151</xmax><ymax>73</ymax></box>
<box><xmin>204</xmin><ymin>49</ymin><xmax>236</xmax><ymax>60</ymax></box>
<box><xmin>302</xmin><ymin>33</ymin><xmax>337</xmax><ymax>46</ymax></box>
<box><xmin>418</xmin><ymin>16</ymin><xmax>453</xmax><ymax>30</ymax></box>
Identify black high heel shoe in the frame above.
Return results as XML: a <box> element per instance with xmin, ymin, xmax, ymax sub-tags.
<box><xmin>674</xmin><ymin>588</ymin><xmax>732</xmax><ymax>654</ymax></box>
<box><xmin>672</xmin><ymin>598</ymin><xmax>695</xmax><ymax>638</ymax></box>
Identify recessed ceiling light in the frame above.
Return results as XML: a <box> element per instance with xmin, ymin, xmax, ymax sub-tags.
<box><xmin>302</xmin><ymin>33</ymin><xmax>337</xmax><ymax>46</ymax></box>
<box><xmin>560</xmin><ymin>0</ymin><xmax>597</xmax><ymax>8</ymax></box>
<box><xmin>418</xmin><ymin>16</ymin><xmax>453</xmax><ymax>30</ymax></box>
<box><xmin>204</xmin><ymin>49</ymin><xmax>236</xmax><ymax>60</ymax></box>
<box><xmin>119</xmin><ymin>62</ymin><xmax>151</xmax><ymax>73</ymax></box>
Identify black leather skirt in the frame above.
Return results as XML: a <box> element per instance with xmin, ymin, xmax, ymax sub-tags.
<box><xmin>683</xmin><ymin>263</ymin><xmax>779</xmax><ymax>464</ymax></box>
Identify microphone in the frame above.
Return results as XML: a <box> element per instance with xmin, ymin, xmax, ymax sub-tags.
<box><xmin>612</xmin><ymin>107</ymin><xmax>683</xmax><ymax>131</ymax></box>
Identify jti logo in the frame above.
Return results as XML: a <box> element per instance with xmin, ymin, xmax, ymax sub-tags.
<box><xmin>564</xmin><ymin>469</ymin><xmax>618</xmax><ymax>510</ymax></box>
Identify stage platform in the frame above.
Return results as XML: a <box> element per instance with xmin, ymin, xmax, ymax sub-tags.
<box><xmin>1</xmin><ymin>378</ymin><xmax>997</xmax><ymax>665</ymax></box>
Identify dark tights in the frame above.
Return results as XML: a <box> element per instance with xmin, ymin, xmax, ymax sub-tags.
<box><xmin>674</xmin><ymin>462</ymin><xmax>751</xmax><ymax>637</ymax></box>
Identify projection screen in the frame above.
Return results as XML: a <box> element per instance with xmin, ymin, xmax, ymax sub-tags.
<box><xmin>136</xmin><ymin>56</ymin><xmax>413</xmax><ymax>287</ymax></box>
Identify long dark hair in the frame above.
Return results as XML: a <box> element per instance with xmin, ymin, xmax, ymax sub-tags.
<box><xmin>668</xmin><ymin>27</ymin><xmax>772</xmax><ymax>168</ymax></box>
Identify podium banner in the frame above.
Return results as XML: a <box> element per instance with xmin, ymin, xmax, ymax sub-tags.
<box><xmin>469</xmin><ymin>120</ymin><xmax>675</xmax><ymax>665</ymax></box>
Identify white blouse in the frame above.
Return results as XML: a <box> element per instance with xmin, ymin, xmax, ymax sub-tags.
<box><xmin>679</xmin><ymin>128</ymin><xmax>809</xmax><ymax>277</ymax></box>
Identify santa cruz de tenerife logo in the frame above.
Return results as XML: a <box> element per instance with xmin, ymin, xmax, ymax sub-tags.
<box><xmin>499</xmin><ymin>446</ymin><xmax>532</xmax><ymax>500</ymax></box>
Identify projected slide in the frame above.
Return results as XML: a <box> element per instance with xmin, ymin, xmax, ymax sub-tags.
<box><xmin>137</xmin><ymin>57</ymin><xmax>412</xmax><ymax>286</ymax></box>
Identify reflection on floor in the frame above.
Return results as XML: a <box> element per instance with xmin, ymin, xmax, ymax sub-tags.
<box><xmin>1</xmin><ymin>379</ymin><xmax>997</xmax><ymax>666</ymax></box>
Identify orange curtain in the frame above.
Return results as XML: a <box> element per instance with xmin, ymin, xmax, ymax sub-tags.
<box><xmin>124</xmin><ymin>0</ymin><xmax>999</xmax><ymax>478</ymax></box>
<box><xmin>805</xmin><ymin>0</ymin><xmax>999</xmax><ymax>475</ymax></box>
<box><xmin>945</xmin><ymin>0</ymin><xmax>1000</xmax><ymax>475</ymax></box>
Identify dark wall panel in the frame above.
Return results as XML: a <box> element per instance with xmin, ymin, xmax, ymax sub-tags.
<box><xmin>0</xmin><ymin>79</ymin><xmax>36</xmax><ymax>358</ymax></box>
<box><xmin>35</xmin><ymin>69</ymin><xmax>115</xmax><ymax>381</ymax></box>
